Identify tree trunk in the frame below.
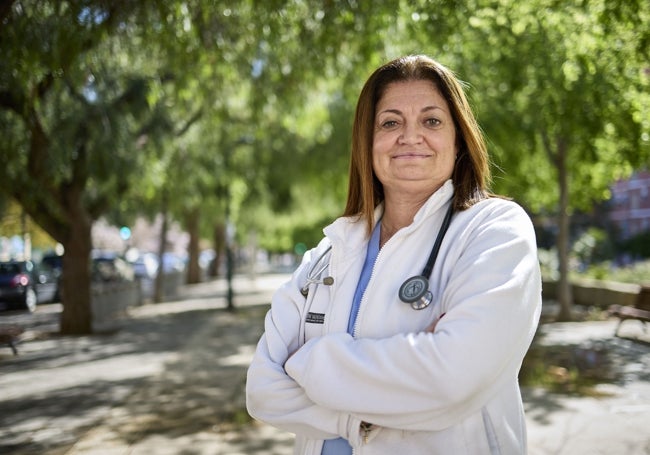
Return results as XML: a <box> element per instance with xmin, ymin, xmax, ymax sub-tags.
<box><xmin>555</xmin><ymin>138</ymin><xmax>573</xmax><ymax>321</ymax></box>
<box><xmin>60</xmin><ymin>207</ymin><xmax>93</xmax><ymax>334</ymax></box>
<box><xmin>154</xmin><ymin>191</ymin><xmax>169</xmax><ymax>303</ymax></box>
<box><xmin>185</xmin><ymin>207</ymin><xmax>201</xmax><ymax>284</ymax></box>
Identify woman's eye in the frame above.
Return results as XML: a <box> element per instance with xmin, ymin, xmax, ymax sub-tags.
<box><xmin>425</xmin><ymin>118</ymin><xmax>441</xmax><ymax>127</ymax></box>
<box><xmin>380</xmin><ymin>120</ymin><xmax>398</xmax><ymax>128</ymax></box>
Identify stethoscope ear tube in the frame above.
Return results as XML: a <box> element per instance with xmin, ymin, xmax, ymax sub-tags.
<box><xmin>302</xmin><ymin>202</ymin><xmax>454</xmax><ymax>310</ymax></box>
<box><xmin>398</xmin><ymin>203</ymin><xmax>454</xmax><ymax>310</ymax></box>
<box><xmin>301</xmin><ymin>245</ymin><xmax>334</xmax><ymax>296</ymax></box>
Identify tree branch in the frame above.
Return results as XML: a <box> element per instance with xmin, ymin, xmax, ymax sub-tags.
<box><xmin>175</xmin><ymin>108</ymin><xmax>203</xmax><ymax>137</ymax></box>
<box><xmin>540</xmin><ymin>128</ymin><xmax>558</xmax><ymax>168</ymax></box>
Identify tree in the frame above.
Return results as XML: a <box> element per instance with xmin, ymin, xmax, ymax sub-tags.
<box><xmin>442</xmin><ymin>0</ymin><xmax>650</xmax><ymax>319</ymax></box>
<box><xmin>0</xmin><ymin>1</ymin><xmax>171</xmax><ymax>333</ymax></box>
<box><xmin>9</xmin><ymin>0</ymin><xmax>643</xmax><ymax>331</ymax></box>
<box><xmin>150</xmin><ymin>0</ymin><xmax>412</xmax><ymax>271</ymax></box>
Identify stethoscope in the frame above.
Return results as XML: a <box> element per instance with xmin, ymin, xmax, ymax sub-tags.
<box><xmin>398</xmin><ymin>203</ymin><xmax>454</xmax><ymax>309</ymax></box>
<box><xmin>300</xmin><ymin>247</ymin><xmax>334</xmax><ymax>296</ymax></box>
<box><xmin>301</xmin><ymin>203</ymin><xmax>454</xmax><ymax>310</ymax></box>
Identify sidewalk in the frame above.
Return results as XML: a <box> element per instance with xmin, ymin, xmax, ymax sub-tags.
<box><xmin>525</xmin><ymin>318</ymin><xmax>650</xmax><ymax>455</ymax></box>
<box><xmin>1</xmin><ymin>274</ymin><xmax>649</xmax><ymax>454</ymax></box>
<box><xmin>0</xmin><ymin>274</ymin><xmax>295</xmax><ymax>455</ymax></box>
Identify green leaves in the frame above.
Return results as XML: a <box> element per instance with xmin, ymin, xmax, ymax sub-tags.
<box><xmin>450</xmin><ymin>0</ymin><xmax>649</xmax><ymax>212</ymax></box>
<box><xmin>1</xmin><ymin>0</ymin><xmax>647</xmax><ymax>249</ymax></box>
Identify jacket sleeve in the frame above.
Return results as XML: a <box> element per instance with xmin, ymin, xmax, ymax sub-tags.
<box><xmin>284</xmin><ymin>201</ymin><xmax>542</xmax><ymax>432</ymax></box>
<box><xmin>246</xmin><ymin>243</ymin><xmax>364</xmax><ymax>442</ymax></box>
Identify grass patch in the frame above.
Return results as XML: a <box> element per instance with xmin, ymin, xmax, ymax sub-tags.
<box><xmin>520</xmin><ymin>342</ymin><xmax>619</xmax><ymax>397</ymax></box>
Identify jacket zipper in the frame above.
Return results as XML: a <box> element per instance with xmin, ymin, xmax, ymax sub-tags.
<box><xmin>352</xmin><ymin>238</ymin><xmax>388</xmax><ymax>338</ymax></box>
<box><xmin>351</xmin><ymin>233</ymin><xmax>389</xmax><ymax>449</ymax></box>
<box><xmin>360</xmin><ymin>421</ymin><xmax>373</xmax><ymax>443</ymax></box>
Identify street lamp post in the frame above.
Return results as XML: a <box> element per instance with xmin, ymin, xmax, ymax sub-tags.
<box><xmin>225</xmin><ymin>209</ymin><xmax>235</xmax><ymax>311</ymax></box>
<box><xmin>221</xmin><ymin>150</ymin><xmax>235</xmax><ymax>312</ymax></box>
<box><xmin>219</xmin><ymin>136</ymin><xmax>252</xmax><ymax>311</ymax></box>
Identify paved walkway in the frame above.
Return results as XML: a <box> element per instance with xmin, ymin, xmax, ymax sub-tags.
<box><xmin>525</xmin><ymin>318</ymin><xmax>650</xmax><ymax>454</ymax></box>
<box><xmin>1</xmin><ymin>274</ymin><xmax>649</xmax><ymax>454</ymax></box>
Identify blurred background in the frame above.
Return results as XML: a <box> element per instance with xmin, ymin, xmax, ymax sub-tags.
<box><xmin>0</xmin><ymin>0</ymin><xmax>648</xmax><ymax>332</ymax></box>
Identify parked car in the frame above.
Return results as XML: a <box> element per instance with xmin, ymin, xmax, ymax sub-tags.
<box><xmin>0</xmin><ymin>260</ymin><xmax>58</xmax><ymax>312</ymax></box>
<box><xmin>91</xmin><ymin>251</ymin><xmax>135</xmax><ymax>283</ymax></box>
<box><xmin>162</xmin><ymin>252</ymin><xmax>186</xmax><ymax>273</ymax></box>
<box><xmin>34</xmin><ymin>251</ymin><xmax>134</xmax><ymax>303</ymax></box>
<box><xmin>40</xmin><ymin>252</ymin><xmax>63</xmax><ymax>301</ymax></box>
<box><xmin>41</xmin><ymin>252</ymin><xmax>63</xmax><ymax>272</ymax></box>
<box><xmin>129</xmin><ymin>252</ymin><xmax>159</xmax><ymax>280</ymax></box>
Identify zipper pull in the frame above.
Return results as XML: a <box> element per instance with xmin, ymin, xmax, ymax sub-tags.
<box><xmin>360</xmin><ymin>421</ymin><xmax>373</xmax><ymax>444</ymax></box>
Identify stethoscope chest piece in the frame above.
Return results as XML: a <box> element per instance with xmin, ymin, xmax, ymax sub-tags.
<box><xmin>397</xmin><ymin>203</ymin><xmax>454</xmax><ymax>311</ymax></box>
<box><xmin>399</xmin><ymin>275</ymin><xmax>433</xmax><ymax>310</ymax></box>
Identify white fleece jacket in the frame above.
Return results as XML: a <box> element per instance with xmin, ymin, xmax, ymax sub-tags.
<box><xmin>246</xmin><ymin>181</ymin><xmax>542</xmax><ymax>455</ymax></box>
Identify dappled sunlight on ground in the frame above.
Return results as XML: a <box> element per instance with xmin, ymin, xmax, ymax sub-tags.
<box><xmin>1</xmin><ymin>280</ymin><xmax>649</xmax><ymax>454</ymax></box>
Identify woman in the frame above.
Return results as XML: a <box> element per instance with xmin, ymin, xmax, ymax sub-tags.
<box><xmin>246</xmin><ymin>55</ymin><xmax>541</xmax><ymax>454</ymax></box>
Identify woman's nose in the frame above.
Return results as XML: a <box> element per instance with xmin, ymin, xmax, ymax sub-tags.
<box><xmin>398</xmin><ymin>122</ymin><xmax>423</xmax><ymax>144</ymax></box>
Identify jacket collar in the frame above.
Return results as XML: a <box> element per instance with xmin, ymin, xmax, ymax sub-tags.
<box><xmin>324</xmin><ymin>180</ymin><xmax>455</xmax><ymax>249</ymax></box>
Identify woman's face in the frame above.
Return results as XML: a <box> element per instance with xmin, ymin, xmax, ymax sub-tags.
<box><xmin>372</xmin><ymin>79</ymin><xmax>457</xmax><ymax>200</ymax></box>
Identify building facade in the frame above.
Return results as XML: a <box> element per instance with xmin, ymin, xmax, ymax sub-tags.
<box><xmin>608</xmin><ymin>170</ymin><xmax>650</xmax><ymax>239</ymax></box>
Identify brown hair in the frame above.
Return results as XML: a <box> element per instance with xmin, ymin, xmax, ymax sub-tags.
<box><xmin>343</xmin><ymin>55</ymin><xmax>491</xmax><ymax>234</ymax></box>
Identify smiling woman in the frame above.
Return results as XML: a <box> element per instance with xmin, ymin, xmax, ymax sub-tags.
<box><xmin>372</xmin><ymin>79</ymin><xmax>458</xmax><ymax>245</ymax></box>
<box><xmin>247</xmin><ymin>55</ymin><xmax>542</xmax><ymax>455</ymax></box>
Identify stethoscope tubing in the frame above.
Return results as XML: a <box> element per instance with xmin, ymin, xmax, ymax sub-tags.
<box><xmin>398</xmin><ymin>202</ymin><xmax>454</xmax><ymax>309</ymax></box>
<box><xmin>421</xmin><ymin>202</ymin><xmax>454</xmax><ymax>278</ymax></box>
<box><xmin>301</xmin><ymin>245</ymin><xmax>333</xmax><ymax>296</ymax></box>
<box><xmin>302</xmin><ymin>201</ymin><xmax>454</xmax><ymax>309</ymax></box>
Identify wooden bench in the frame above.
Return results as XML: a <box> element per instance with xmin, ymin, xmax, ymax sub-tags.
<box><xmin>609</xmin><ymin>286</ymin><xmax>650</xmax><ymax>337</ymax></box>
<box><xmin>0</xmin><ymin>325</ymin><xmax>24</xmax><ymax>355</ymax></box>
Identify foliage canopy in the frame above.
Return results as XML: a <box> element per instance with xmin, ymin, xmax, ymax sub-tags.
<box><xmin>0</xmin><ymin>0</ymin><xmax>648</xmax><ymax>330</ymax></box>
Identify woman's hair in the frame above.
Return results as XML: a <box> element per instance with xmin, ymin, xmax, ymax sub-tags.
<box><xmin>343</xmin><ymin>55</ymin><xmax>491</xmax><ymax>234</ymax></box>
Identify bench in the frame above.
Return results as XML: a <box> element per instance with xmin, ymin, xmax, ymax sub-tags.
<box><xmin>0</xmin><ymin>325</ymin><xmax>24</xmax><ymax>355</ymax></box>
<box><xmin>609</xmin><ymin>286</ymin><xmax>650</xmax><ymax>337</ymax></box>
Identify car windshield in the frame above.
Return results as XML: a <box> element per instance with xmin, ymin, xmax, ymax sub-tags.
<box><xmin>0</xmin><ymin>263</ymin><xmax>21</xmax><ymax>274</ymax></box>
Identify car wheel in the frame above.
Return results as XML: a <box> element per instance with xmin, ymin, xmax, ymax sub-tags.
<box><xmin>23</xmin><ymin>287</ymin><xmax>37</xmax><ymax>312</ymax></box>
